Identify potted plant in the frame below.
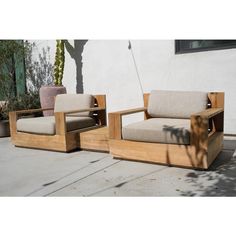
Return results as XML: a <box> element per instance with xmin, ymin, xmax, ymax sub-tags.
<box><xmin>39</xmin><ymin>40</ymin><xmax>67</xmax><ymax>116</ymax></box>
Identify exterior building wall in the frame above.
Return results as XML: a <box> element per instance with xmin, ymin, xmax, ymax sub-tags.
<box><xmin>31</xmin><ymin>40</ymin><xmax>236</xmax><ymax>134</ymax></box>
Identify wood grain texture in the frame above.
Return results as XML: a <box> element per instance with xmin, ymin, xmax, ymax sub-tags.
<box><xmin>13</xmin><ymin>132</ymin><xmax>67</xmax><ymax>152</ymax></box>
<box><xmin>208</xmin><ymin>92</ymin><xmax>224</xmax><ymax>134</ymax></box>
<box><xmin>111</xmin><ymin>107</ymin><xmax>146</xmax><ymax>116</ymax></box>
<box><xmin>15</xmin><ymin>107</ymin><xmax>54</xmax><ymax>115</ymax></box>
<box><xmin>192</xmin><ymin>108</ymin><xmax>223</xmax><ymax>118</ymax></box>
<box><xmin>110</xmin><ymin>132</ymin><xmax>223</xmax><ymax>169</ymax></box>
<box><xmin>9</xmin><ymin>112</ymin><xmax>17</xmax><ymax>138</ymax></box>
<box><xmin>55</xmin><ymin>112</ymin><xmax>66</xmax><ymax>135</ymax></box>
<box><xmin>143</xmin><ymin>93</ymin><xmax>151</xmax><ymax>119</ymax></box>
<box><xmin>108</xmin><ymin>113</ymin><xmax>122</xmax><ymax>139</ymax></box>
<box><xmin>10</xmin><ymin>94</ymin><xmax>107</xmax><ymax>152</ymax></box>
<box><xmin>208</xmin><ymin>92</ymin><xmax>224</xmax><ymax>109</ymax></box>
<box><xmin>109</xmin><ymin>91</ymin><xmax>225</xmax><ymax>169</ymax></box>
<box><xmin>108</xmin><ymin>107</ymin><xmax>146</xmax><ymax>139</ymax></box>
<box><xmin>190</xmin><ymin>114</ymin><xmax>208</xmax><ymax>158</ymax></box>
<box><xmin>80</xmin><ymin>127</ymin><xmax>109</xmax><ymax>152</ymax></box>
<box><xmin>207</xmin><ymin>132</ymin><xmax>224</xmax><ymax>167</ymax></box>
<box><xmin>94</xmin><ymin>95</ymin><xmax>107</xmax><ymax>126</ymax></box>
<box><xmin>109</xmin><ymin>139</ymin><xmax>208</xmax><ymax>169</ymax></box>
<box><xmin>64</xmin><ymin>107</ymin><xmax>105</xmax><ymax>115</ymax></box>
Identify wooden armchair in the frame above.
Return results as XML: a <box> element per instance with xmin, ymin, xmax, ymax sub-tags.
<box><xmin>109</xmin><ymin>90</ymin><xmax>224</xmax><ymax>169</ymax></box>
<box><xmin>9</xmin><ymin>94</ymin><xmax>106</xmax><ymax>152</ymax></box>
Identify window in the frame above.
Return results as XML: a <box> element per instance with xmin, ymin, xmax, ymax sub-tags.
<box><xmin>175</xmin><ymin>40</ymin><xmax>236</xmax><ymax>54</ymax></box>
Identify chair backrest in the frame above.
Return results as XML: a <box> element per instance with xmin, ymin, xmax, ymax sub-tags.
<box><xmin>147</xmin><ymin>90</ymin><xmax>208</xmax><ymax>119</ymax></box>
<box><xmin>54</xmin><ymin>94</ymin><xmax>95</xmax><ymax>117</ymax></box>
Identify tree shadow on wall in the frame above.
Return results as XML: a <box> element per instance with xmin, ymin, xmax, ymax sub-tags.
<box><xmin>64</xmin><ymin>40</ymin><xmax>88</xmax><ymax>93</ymax></box>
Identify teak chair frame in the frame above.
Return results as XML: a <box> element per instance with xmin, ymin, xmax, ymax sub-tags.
<box><xmin>109</xmin><ymin>92</ymin><xmax>224</xmax><ymax>169</ymax></box>
<box><xmin>9</xmin><ymin>95</ymin><xmax>106</xmax><ymax>152</ymax></box>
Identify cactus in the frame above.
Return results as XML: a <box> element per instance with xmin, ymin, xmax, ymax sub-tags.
<box><xmin>53</xmin><ymin>40</ymin><xmax>65</xmax><ymax>86</ymax></box>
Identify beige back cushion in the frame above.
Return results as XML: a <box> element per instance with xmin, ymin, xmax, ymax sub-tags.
<box><xmin>147</xmin><ymin>90</ymin><xmax>208</xmax><ymax>118</ymax></box>
<box><xmin>54</xmin><ymin>94</ymin><xmax>95</xmax><ymax>117</ymax></box>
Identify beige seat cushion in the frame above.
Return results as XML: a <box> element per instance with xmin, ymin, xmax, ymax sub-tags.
<box><xmin>148</xmin><ymin>90</ymin><xmax>208</xmax><ymax>118</ymax></box>
<box><xmin>122</xmin><ymin>118</ymin><xmax>190</xmax><ymax>144</ymax></box>
<box><xmin>17</xmin><ymin>116</ymin><xmax>96</xmax><ymax>135</ymax></box>
<box><xmin>54</xmin><ymin>94</ymin><xmax>94</xmax><ymax>117</ymax></box>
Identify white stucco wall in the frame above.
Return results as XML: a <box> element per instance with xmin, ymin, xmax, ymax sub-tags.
<box><xmin>31</xmin><ymin>40</ymin><xmax>236</xmax><ymax>134</ymax></box>
<box><xmin>82</xmin><ymin>40</ymin><xmax>236</xmax><ymax>134</ymax></box>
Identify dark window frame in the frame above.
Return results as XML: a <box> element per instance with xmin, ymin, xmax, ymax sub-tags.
<box><xmin>175</xmin><ymin>40</ymin><xmax>236</xmax><ymax>54</ymax></box>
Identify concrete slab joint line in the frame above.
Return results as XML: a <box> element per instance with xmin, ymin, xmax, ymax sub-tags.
<box><xmin>43</xmin><ymin>160</ymin><xmax>121</xmax><ymax>197</ymax></box>
<box><xmin>87</xmin><ymin>166</ymin><xmax>168</xmax><ymax>197</ymax></box>
<box><xmin>25</xmin><ymin>156</ymin><xmax>108</xmax><ymax>196</ymax></box>
<box><xmin>26</xmin><ymin>157</ymin><xmax>120</xmax><ymax>196</ymax></box>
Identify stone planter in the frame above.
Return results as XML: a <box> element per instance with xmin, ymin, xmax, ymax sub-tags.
<box><xmin>39</xmin><ymin>86</ymin><xmax>67</xmax><ymax>116</ymax></box>
<box><xmin>0</xmin><ymin>120</ymin><xmax>10</xmax><ymax>137</ymax></box>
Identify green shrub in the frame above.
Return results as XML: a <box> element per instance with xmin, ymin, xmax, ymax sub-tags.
<box><xmin>0</xmin><ymin>92</ymin><xmax>41</xmax><ymax>121</ymax></box>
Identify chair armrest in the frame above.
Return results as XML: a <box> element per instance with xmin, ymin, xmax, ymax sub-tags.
<box><xmin>191</xmin><ymin>108</ymin><xmax>223</xmax><ymax>119</ymax></box>
<box><xmin>14</xmin><ymin>107</ymin><xmax>54</xmax><ymax>115</ymax></box>
<box><xmin>110</xmin><ymin>107</ymin><xmax>147</xmax><ymax>116</ymax></box>
<box><xmin>190</xmin><ymin>108</ymin><xmax>224</xmax><ymax>146</ymax></box>
<box><xmin>9</xmin><ymin>108</ymin><xmax>54</xmax><ymax>136</ymax></box>
<box><xmin>61</xmin><ymin>107</ymin><xmax>105</xmax><ymax>115</ymax></box>
<box><xmin>53</xmin><ymin>107</ymin><xmax>106</xmax><ymax>135</ymax></box>
<box><xmin>109</xmin><ymin>107</ymin><xmax>146</xmax><ymax>139</ymax></box>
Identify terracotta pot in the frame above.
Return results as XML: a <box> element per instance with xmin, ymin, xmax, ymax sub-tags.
<box><xmin>0</xmin><ymin>120</ymin><xmax>10</xmax><ymax>137</ymax></box>
<box><xmin>39</xmin><ymin>86</ymin><xmax>67</xmax><ymax>116</ymax></box>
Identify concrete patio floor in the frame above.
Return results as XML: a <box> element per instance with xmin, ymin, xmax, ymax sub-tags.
<box><xmin>0</xmin><ymin>137</ymin><xmax>236</xmax><ymax>196</ymax></box>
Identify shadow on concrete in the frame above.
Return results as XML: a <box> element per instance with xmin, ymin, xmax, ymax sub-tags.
<box><xmin>180</xmin><ymin>139</ymin><xmax>236</xmax><ymax>196</ymax></box>
<box><xmin>64</xmin><ymin>40</ymin><xmax>88</xmax><ymax>93</ymax></box>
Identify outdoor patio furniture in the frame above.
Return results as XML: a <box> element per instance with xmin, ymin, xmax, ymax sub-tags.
<box><xmin>9</xmin><ymin>94</ymin><xmax>107</xmax><ymax>152</ymax></box>
<box><xmin>109</xmin><ymin>90</ymin><xmax>224</xmax><ymax>169</ymax></box>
